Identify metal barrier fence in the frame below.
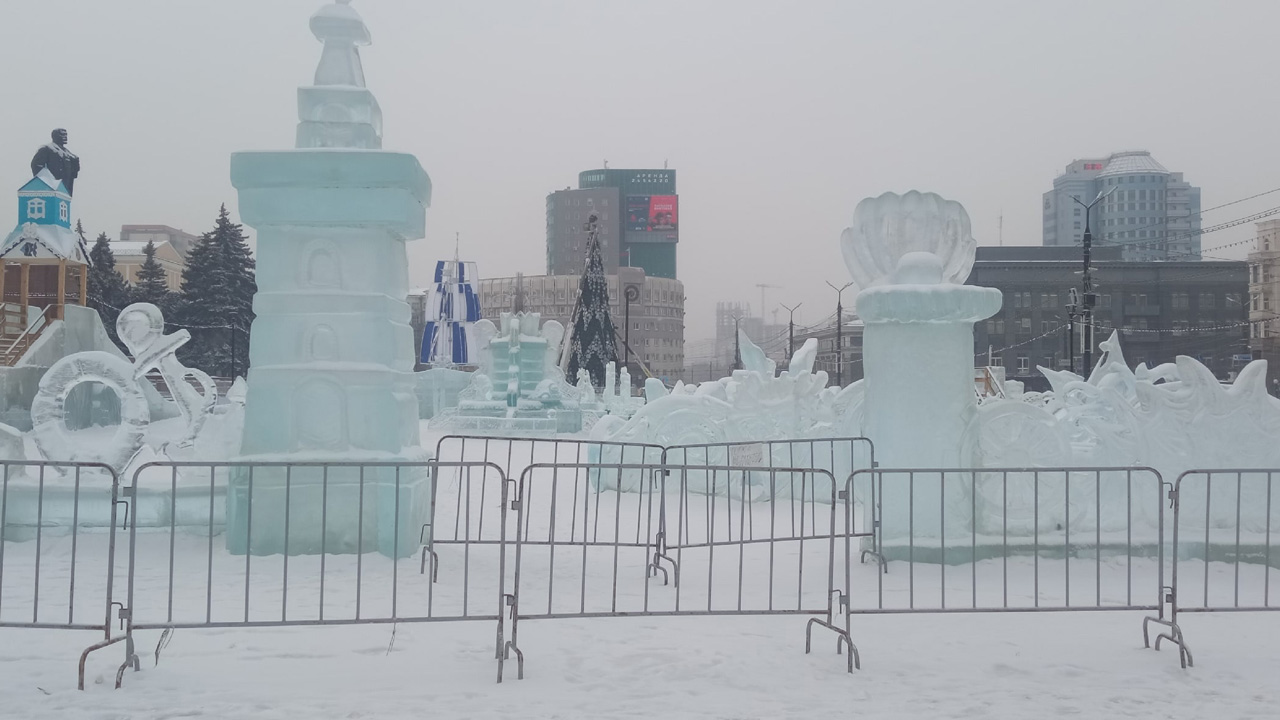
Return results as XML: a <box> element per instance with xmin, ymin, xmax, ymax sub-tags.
<box><xmin>846</xmin><ymin>468</ymin><xmax>1168</xmax><ymax>623</ymax></box>
<box><xmin>0</xmin><ymin>460</ymin><xmax>127</xmax><ymax>689</ymax></box>
<box><xmin>18</xmin><ymin>443</ymin><xmax>1280</xmax><ymax>686</ymax></box>
<box><xmin>116</xmin><ymin>459</ymin><xmax>512</xmax><ymax>686</ymax></box>
<box><xmin>433</xmin><ymin>434</ymin><xmax>665</xmax><ymax>492</ymax></box>
<box><xmin>499</xmin><ymin>462</ymin><xmax>857</xmax><ymax>681</ymax></box>
<box><xmin>1151</xmin><ymin>469</ymin><xmax>1280</xmax><ymax>668</ymax></box>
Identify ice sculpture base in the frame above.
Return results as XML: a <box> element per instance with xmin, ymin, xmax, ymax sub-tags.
<box><xmin>858</xmin><ymin>281</ymin><xmax>1001</xmax><ymax>543</ymax></box>
<box><xmin>226</xmin><ymin>453</ymin><xmax>431</xmax><ymax>559</ymax></box>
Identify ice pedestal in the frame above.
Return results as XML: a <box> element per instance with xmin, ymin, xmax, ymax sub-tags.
<box><xmin>225</xmin><ymin>464</ymin><xmax>428</xmax><ymax>557</ymax></box>
<box><xmin>859</xmin><ymin>269</ymin><xmax>1000</xmax><ymax>548</ymax></box>
<box><xmin>841</xmin><ymin>193</ymin><xmax>1001</xmax><ymax>552</ymax></box>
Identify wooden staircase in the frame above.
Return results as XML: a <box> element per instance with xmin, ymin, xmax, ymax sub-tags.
<box><xmin>1</xmin><ymin>303</ymin><xmax>52</xmax><ymax>367</ymax></box>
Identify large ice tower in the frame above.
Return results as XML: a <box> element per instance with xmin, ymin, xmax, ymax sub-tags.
<box><xmin>228</xmin><ymin>0</ymin><xmax>432</xmax><ymax>557</ymax></box>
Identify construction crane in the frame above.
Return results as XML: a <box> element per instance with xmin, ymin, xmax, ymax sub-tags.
<box><xmin>755</xmin><ymin>283</ymin><xmax>781</xmax><ymax>325</ymax></box>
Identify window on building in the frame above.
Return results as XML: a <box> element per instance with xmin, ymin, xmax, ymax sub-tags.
<box><xmin>1041</xmin><ymin>320</ymin><xmax>1055</xmax><ymax>334</ymax></box>
<box><xmin>1016</xmin><ymin>356</ymin><xmax>1030</xmax><ymax>373</ymax></box>
<box><xmin>1020</xmin><ymin>318</ymin><xmax>1032</xmax><ymax>333</ymax></box>
<box><xmin>1199</xmin><ymin>293</ymin><xmax>1216</xmax><ymax>310</ymax></box>
<box><xmin>26</xmin><ymin>198</ymin><xmax>45</xmax><ymax>219</ymax></box>
<box><xmin>990</xmin><ymin>355</ymin><xmax>1004</xmax><ymax>367</ymax></box>
<box><xmin>59</xmin><ymin>202</ymin><xmax>68</xmax><ymax>222</ymax></box>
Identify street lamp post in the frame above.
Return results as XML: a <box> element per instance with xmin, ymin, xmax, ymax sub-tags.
<box><xmin>732</xmin><ymin>315</ymin><xmax>742</xmax><ymax>371</ymax></box>
<box><xmin>780</xmin><ymin>302</ymin><xmax>802</xmax><ymax>362</ymax></box>
<box><xmin>1071</xmin><ymin>188</ymin><xmax>1117</xmax><ymax>375</ymax></box>
<box><xmin>826</xmin><ymin>281</ymin><xmax>853</xmax><ymax>386</ymax></box>
<box><xmin>622</xmin><ymin>284</ymin><xmax>639</xmax><ymax>375</ymax></box>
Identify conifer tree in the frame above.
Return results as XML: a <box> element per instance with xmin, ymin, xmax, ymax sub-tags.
<box><xmin>175</xmin><ymin>204</ymin><xmax>256</xmax><ymax>377</ymax></box>
<box><xmin>132</xmin><ymin>240</ymin><xmax>171</xmax><ymax>310</ymax></box>
<box><xmin>86</xmin><ymin>231</ymin><xmax>130</xmax><ymax>346</ymax></box>
<box><xmin>567</xmin><ymin>208</ymin><xmax>618</xmax><ymax>388</ymax></box>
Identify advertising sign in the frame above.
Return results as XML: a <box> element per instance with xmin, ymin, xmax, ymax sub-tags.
<box><xmin>626</xmin><ymin>195</ymin><xmax>679</xmax><ymax>234</ymax></box>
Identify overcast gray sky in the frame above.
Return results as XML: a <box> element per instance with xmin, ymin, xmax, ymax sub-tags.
<box><xmin>3</xmin><ymin>0</ymin><xmax>1278</xmax><ymax>343</ymax></box>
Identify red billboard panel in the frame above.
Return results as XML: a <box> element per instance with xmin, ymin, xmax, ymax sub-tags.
<box><xmin>626</xmin><ymin>195</ymin><xmax>679</xmax><ymax>233</ymax></box>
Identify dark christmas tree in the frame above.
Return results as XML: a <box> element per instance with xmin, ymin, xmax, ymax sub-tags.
<box><xmin>566</xmin><ymin>208</ymin><xmax>618</xmax><ymax>388</ymax></box>
<box><xmin>86</xmin><ymin>230</ymin><xmax>130</xmax><ymax>346</ymax></box>
<box><xmin>132</xmin><ymin>240</ymin><xmax>171</xmax><ymax>310</ymax></box>
<box><xmin>175</xmin><ymin>204</ymin><xmax>257</xmax><ymax>377</ymax></box>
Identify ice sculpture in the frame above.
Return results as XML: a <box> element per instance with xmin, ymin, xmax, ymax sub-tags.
<box><xmin>298</xmin><ymin>0</ymin><xmax>381</xmax><ymax>149</ymax></box>
<box><xmin>116</xmin><ymin>303</ymin><xmax>216</xmax><ymax>448</ymax></box>
<box><xmin>229</xmin><ymin>0</ymin><xmax>430</xmax><ymax>557</ymax></box>
<box><xmin>849</xmin><ymin>192</ymin><xmax>1001</xmax><ymax>540</ymax></box>
<box><xmin>30</xmin><ymin>351</ymin><xmax>148</xmax><ymax>472</ymax></box>
<box><xmin>970</xmin><ymin>331</ymin><xmax>1280</xmax><ymax>535</ymax></box>
<box><xmin>597</xmin><ymin>331</ymin><xmax>859</xmax><ymax>455</ymax></box>
<box><xmin>29</xmin><ymin>302</ymin><xmax>217</xmax><ymax>472</ymax></box>
<box><xmin>431</xmin><ymin>312</ymin><xmax>601</xmax><ymax>434</ymax></box>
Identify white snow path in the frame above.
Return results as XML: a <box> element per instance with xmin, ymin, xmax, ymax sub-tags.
<box><xmin>3</xmin><ymin>610</ymin><xmax>1279</xmax><ymax>719</ymax></box>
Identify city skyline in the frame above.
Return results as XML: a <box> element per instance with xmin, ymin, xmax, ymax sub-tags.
<box><xmin>3</xmin><ymin>1</ymin><xmax>1279</xmax><ymax>341</ymax></box>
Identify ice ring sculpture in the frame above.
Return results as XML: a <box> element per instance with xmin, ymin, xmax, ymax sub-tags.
<box><xmin>30</xmin><ymin>351</ymin><xmax>150</xmax><ymax>472</ymax></box>
<box><xmin>30</xmin><ymin>303</ymin><xmax>218</xmax><ymax>472</ymax></box>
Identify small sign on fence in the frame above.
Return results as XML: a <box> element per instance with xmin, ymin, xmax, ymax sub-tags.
<box><xmin>728</xmin><ymin>442</ymin><xmax>765</xmax><ymax>467</ymax></box>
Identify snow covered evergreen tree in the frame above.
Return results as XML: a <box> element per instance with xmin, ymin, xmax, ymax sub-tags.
<box><xmin>175</xmin><ymin>204</ymin><xmax>256</xmax><ymax>377</ymax></box>
<box><xmin>566</xmin><ymin>208</ymin><xmax>618</xmax><ymax>388</ymax></box>
<box><xmin>132</xmin><ymin>240</ymin><xmax>171</xmax><ymax>310</ymax></box>
<box><xmin>86</xmin><ymin>231</ymin><xmax>130</xmax><ymax>346</ymax></box>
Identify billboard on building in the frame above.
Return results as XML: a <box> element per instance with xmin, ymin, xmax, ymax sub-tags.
<box><xmin>626</xmin><ymin>195</ymin><xmax>678</xmax><ymax>234</ymax></box>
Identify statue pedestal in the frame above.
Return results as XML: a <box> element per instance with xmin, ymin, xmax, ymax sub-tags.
<box><xmin>229</xmin><ymin>149</ymin><xmax>432</xmax><ymax>558</ymax></box>
<box><xmin>857</xmin><ymin>258</ymin><xmax>1001</xmax><ymax>550</ymax></box>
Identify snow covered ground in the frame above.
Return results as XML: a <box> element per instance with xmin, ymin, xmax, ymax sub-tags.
<box><xmin>5</xmin><ymin>608</ymin><xmax>1280</xmax><ymax>718</ymax></box>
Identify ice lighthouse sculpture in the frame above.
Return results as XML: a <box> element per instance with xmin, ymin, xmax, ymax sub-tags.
<box><xmin>228</xmin><ymin>0</ymin><xmax>432</xmax><ymax>557</ymax></box>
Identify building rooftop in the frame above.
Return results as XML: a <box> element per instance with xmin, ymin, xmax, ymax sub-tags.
<box><xmin>111</xmin><ymin>240</ymin><xmax>171</xmax><ymax>255</ymax></box>
<box><xmin>1097</xmin><ymin>151</ymin><xmax>1170</xmax><ymax>178</ymax></box>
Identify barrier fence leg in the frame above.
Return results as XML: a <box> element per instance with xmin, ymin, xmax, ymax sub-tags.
<box><xmin>1144</xmin><ymin>477</ymin><xmax>1192</xmax><ymax>668</ymax></box>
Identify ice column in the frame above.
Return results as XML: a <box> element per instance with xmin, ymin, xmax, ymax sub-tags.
<box><xmin>843</xmin><ymin>192</ymin><xmax>1001</xmax><ymax>548</ymax></box>
<box><xmin>228</xmin><ymin>0</ymin><xmax>432</xmax><ymax>557</ymax></box>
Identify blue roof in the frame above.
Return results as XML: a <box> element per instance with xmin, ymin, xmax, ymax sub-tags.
<box><xmin>18</xmin><ymin>169</ymin><xmax>68</xmax><ymax>196</ymax></box>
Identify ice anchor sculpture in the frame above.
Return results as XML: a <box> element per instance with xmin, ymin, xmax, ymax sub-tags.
<box><xmin>116</xmin><ymin>302</ymin><xmax>217</xmax><ymax>448</ymax></box>
<box><xmin>29</xmin><ymin>303</ymin><xmax>217</xmax><ymax>472</ymax></box>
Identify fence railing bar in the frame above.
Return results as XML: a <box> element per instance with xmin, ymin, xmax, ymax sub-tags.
<box><xmin>68</xmin><ymin>466</ymin><xmax>81</xmax><ymax>626</ymax></box>
<box><xmin>33</xmin><ymin>465</ymin><xmax>45</xmax><ymax>624</ymax></box>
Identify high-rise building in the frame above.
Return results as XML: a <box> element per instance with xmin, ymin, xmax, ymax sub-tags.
<box><xmin>1042</xmin><ymin>151</ymin><xmax>1201</xmax><ymax>261</ymax></box>
<box><xmin>546</xmin><ymin>187</ymin><xmax>621</xmax><ymax>276</ymax></box>
<box><xmin>546</xmin><ymin>168</ymin><xmax>678</xmax><ymax>279</ymax></box>
<box><xmin>1247</xmin><ymin>219</ymin><xmax>1280</xmax><ymax>392</ymax></box>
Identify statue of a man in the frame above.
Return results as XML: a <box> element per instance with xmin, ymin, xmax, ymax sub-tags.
<box><xmin>30</xmin><ymin>128</ymin><xmax>81</xmax><ymax>195</ymax></box>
